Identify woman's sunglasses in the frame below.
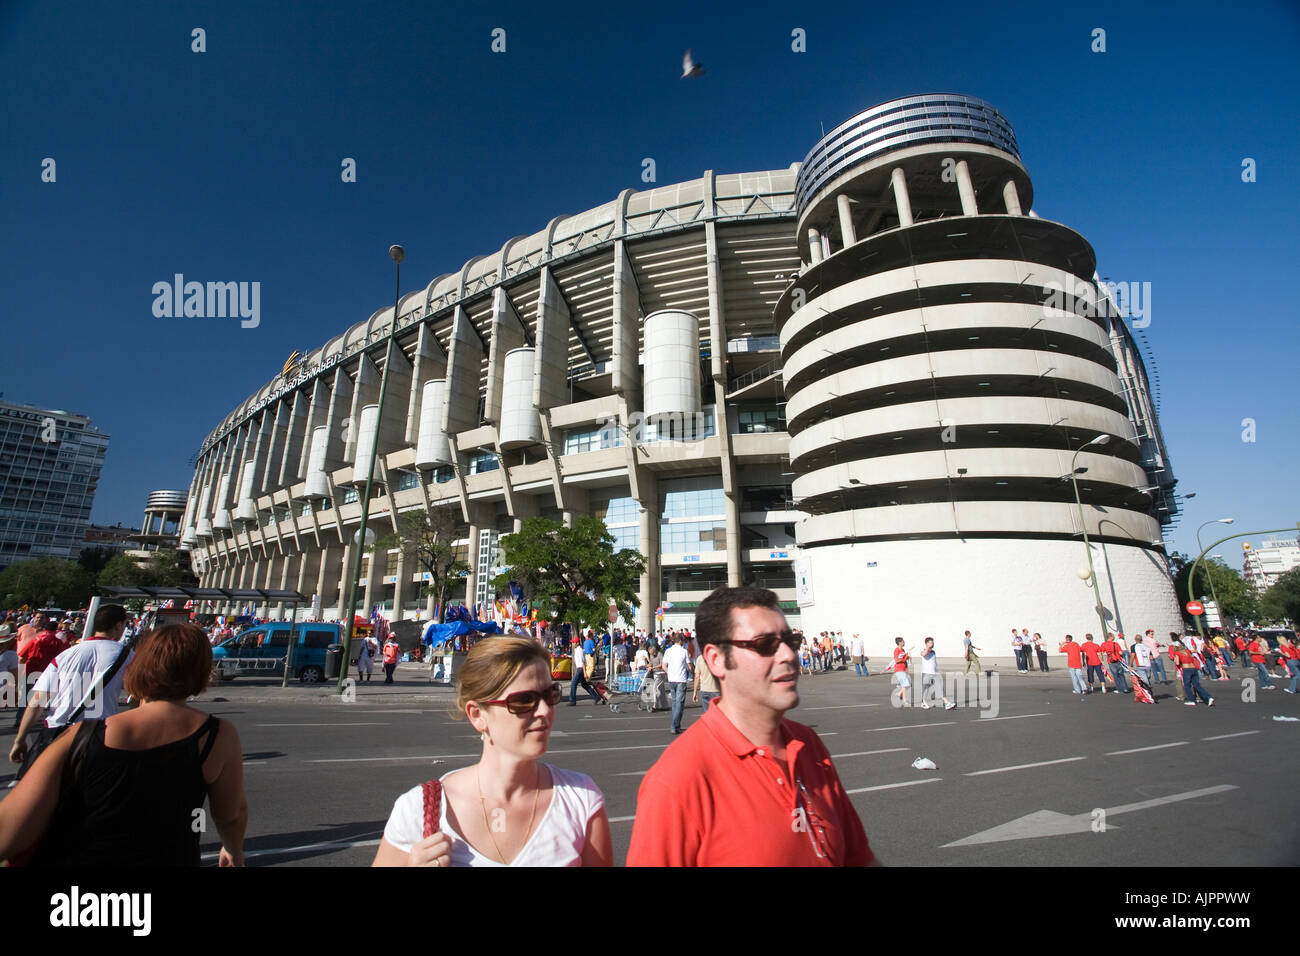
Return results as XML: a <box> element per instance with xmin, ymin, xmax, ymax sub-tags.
<box><xmin>482</xmin><ymin>683</ymin><xmax>563</xmax><ymax>716</ymax></box>
<box><xmin>719</xmin><ymin>630</ymin><xmax>801</xmax><ymax>657</ymax></box>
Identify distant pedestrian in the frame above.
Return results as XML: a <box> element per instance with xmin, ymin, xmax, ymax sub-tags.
<box><xmin>918</xmin><ymin>637</ymin><xmax>956</xmax><ymax>711</ymax></box>
<box><xmin>1170</xmin><ymin>639</ymin><xmax>1214</xmax><ymax>707</ymax></box>
<box><xmin>382</xmin><ymin>637</ymin><xmax>400</xmax><ymax>684</ymax></box>
<box><xmin>1145</xmin><ymin>630</ymin><xmax>1168</xmax><ymax>683</ymax></box>
<box><xmin>1011</xmin><ymin>629</ymin><xmax>1027</xmax><ymax>674</ymax></box>
<box><xmin>663</xmin><ymin>634</ymin><xmax>690</xmax><ymax>734</ymax></box>
<box><xmin>1080</xmin><ymin>634</ymin><xmax>1107</xmax><ymax>694</ymax></box>
<box><xmin>1060</xmin><ymin>635</ymin><xmax>1087</xmax><ymax>695</ymax></box>
<box><xmin>1129</xmin><ymin>636</ymin><xmax>1153</xmax><ymax>687</ymax></box>
<box><xmin>1100</xmin><ymin>633</ymin><xmax>1130</xmax><ymax>693</ymax></box>
<box><xmin>1021</xmin><ymin>627</ymin><xmax>1038</xmax><ymax>671</ymax></box>
<box><xmin>849</xmin><ymin>633</ymin><xmax>867</xmax><ymax>676</ymax></box>
<box><xmin>963</xmin><ymin>630</ymin><xmax>981</xmax><ymax>674</ymax></box>
<box><xmin>1033</xmin><ymin>632</ymin><xmax>1049</xmax><ymax>672</ymax></box>
<box><xmin>1279</xmin><ymin>636</ymin><xmax>1300</xmax><ymax>695</ymax></box>
<box><xmin>567</xmin><ymin>639</ymin><xmax>603</xmax><ymax>706</ymax></box>
<box><xmin>1246</xmin><ymin>633</ymin><xmax>1276</xmax><ymax>690</ymax></box>
<box><xmin>891</xmin><ymin>637</ymin><xmax>911</xmax><ymax>707</ymax></box>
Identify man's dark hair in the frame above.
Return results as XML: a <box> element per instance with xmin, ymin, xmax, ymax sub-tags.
<box><xmin>94</xmin><ymin>603</ymin><xmax>128</xmax><ymax>634</ymax></box>
<box><xmin>695</xmin><ymin>586</ymin><xmax>781</xmax><ymax>667</ymax></box>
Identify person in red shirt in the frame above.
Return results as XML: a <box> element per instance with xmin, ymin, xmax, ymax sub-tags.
<box><xmin>382</xmin><ymin>638</ymin><xmax>401</xmax><ymax>684</ymax></box>
<box><xmin>1079</xmin><ymin>634</ymin><xmax>1107</xmax><ymax>694</ymax></box>
<box><xmin>17</xmin><ymin>621</ymin><xmax>66</xmax><ymax>678</ymax></box>
<box><xmin>1246</xmin><ymin>634</ymin><xmax>1276</xmax><ymax>689</ymax></box>
<box><xmin>1059</xmin><ymin>635</ymin><xmax>1087</xmax><ymax>694</ymax></box>
<box><xmin>891</xmin><ymin>637</ymin><xmax>911</xmax><ymax>707</ymax></box>
<box><xmin>1278</xmin><ymin>636</ymin><xmax>1300</xmax><ymax>695</ymax></box>
<box><xmin>627</xmin><ymin>587</ymin><xmax>876</xmax><ymax>867</ymax></box>
<box><xmin>1169</xmin><ymin>639</ymin><xmax>1214</xmax><ymax>706</ymax></box>
<box><xmin>1098</xmin><ymin>633</ymin><xmax>1131</xmax><ymax>693</ymax></box>
<box><xmin>1234</xmin><ymin>634</ymin><xmax>1250</xmax><ymax>670</ymax></box>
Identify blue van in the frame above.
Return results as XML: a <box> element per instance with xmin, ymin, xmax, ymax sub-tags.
<box><xmin>211</xmin><ymin>622</ymin><xmax>341</xmax><ymax>683</ymax></box>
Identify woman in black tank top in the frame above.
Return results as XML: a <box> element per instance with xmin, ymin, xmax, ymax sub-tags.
<box><xmin>0</xmin><ymin>624</ymin><xmax>247</xmax><ymax>867</ymax></box>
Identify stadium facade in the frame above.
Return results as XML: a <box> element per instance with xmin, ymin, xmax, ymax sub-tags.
<box><xmin>180</xmin><ymin>94</ymin><xmax>1182</xmax><ymax>651</ymax></box>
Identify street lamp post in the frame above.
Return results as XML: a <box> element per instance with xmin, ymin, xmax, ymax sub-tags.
<box><xmin>336</xmin><ymin>244</ymin><xmax>405</xmax><ymax>693</ymax></box>
<box><xmin>1069</xmin><ymin>434</ymin><xmax>1112</xmax><ymax>642</ymax></box>
<box><xmin>1191</xmin><ymin>518</ymin><xmax>1233</xmax><ymax>638</ymax></box>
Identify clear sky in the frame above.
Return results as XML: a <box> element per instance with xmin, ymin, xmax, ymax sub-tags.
<box><xmin>2</xmin><ymin>0</ymin><xmax>1297</xmax><ymax>563</ymax></box>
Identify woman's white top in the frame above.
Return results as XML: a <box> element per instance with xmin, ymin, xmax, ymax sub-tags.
<box><xmin>382</xmin><ymin>764</ymin><xmax>604</xmax><ymax>867</ymax></box>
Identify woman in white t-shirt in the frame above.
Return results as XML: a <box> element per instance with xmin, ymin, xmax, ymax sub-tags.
<box><xmin>373</xmin><ymin>636</ymin><xmax>611</xmax><ymax>867</ymax></box>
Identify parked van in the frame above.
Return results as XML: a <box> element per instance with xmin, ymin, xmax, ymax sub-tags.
<box><xmin>211</xmin><ymin>621</ymin><xmax>341</xmax><ymax>683</ymax></box>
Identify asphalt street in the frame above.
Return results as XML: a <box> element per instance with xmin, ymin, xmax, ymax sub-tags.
<box><xmin>3</xmin><ymin>657</ymin><xmax>1297</xmax><ymax>867</ymax></box>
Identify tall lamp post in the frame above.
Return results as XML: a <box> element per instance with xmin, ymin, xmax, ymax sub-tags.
<box><xmin>337</xmin><ymin>244</ymin><xmax>405</xmax><ymax>693</ymax></box>
<box><xmin>1191</xmin><ymin>518</ymin><xmax>1233</xmax><ymax>638</ymax></box>
<box><xmin>1069</xmin><ymin>434</ymin><xmax>1112</xmax><ymax>641</ymax></box>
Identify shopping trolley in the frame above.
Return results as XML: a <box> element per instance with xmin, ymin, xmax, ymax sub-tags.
<box><xmin>605</xmin><ymin>669</ymin><xmax>650</xmax><ymax>713</ymax></box>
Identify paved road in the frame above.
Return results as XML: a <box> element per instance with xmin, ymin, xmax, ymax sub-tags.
<box><xmin>4</xmin><ymin>657</ymin><xmax>1297</xmax><ymax>866</ymax></box>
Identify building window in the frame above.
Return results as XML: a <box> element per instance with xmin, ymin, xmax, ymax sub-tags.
<box><xmin>737</xmin><ymin>408</ymin><xmax>786</xmax><ymax>434</ymax></box>
<box><xmin>562</xmin><ymin>422</ymin><xmax>623</xmax><ymax>455</ymax></box>
<box><xmin>395</xmin><ymin>471</ymin><xmax>419</xmax><ymax>491</ymax></box>
<box><xmin>340</xmin><ymin>488</ymin><xmax>360</xmax><ymax>504</ymax></box>
<box><xmin>469</xmin><ymin>453</ymin><xmax>499</xmax><ymax>475</ymax></box>
<box><xmin>432</xmin><ymin>466</ymin><xmax>455</xmax><ymax>484</ymax></box>
<box><xmin>660</xmin><ymin>519</ymin><xmax>727</xmax><ymax>554</ymax></box>
<box><xmin>660</xmin><ymin>478</ymin><xmax>725</xmax><ymax>520</ymax></box>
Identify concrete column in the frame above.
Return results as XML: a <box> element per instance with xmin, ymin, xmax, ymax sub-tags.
<box><xmin>725</xmin><ymin>491</ymin><xmax>743</xmax><ymax>588</ymax></box>
<box><xmin>635</xmin><ymin>474</ymin><xmax>659</xmax><ymax>634</ymax></box>
<box><xmin>362</xmin><ymin>548</ymin><xmax>385</xmax><ymax>616</ymax></box>
<box><xmin>317</xmin><ymin>545</ymin><xmax>338</xmax><ymax>614</ymax></box>
<box><xmin>891</xmin><ymin>167</ymin><xmax>913</xmax><ymax>227</ymax></box>
<box><xmin>836</xmin><ymin>194</ymin><xmax>856</xmax><ymax>248</ymax></box>
<box><xmin>955</xmin><ymin>160</ymin><xmax>978</xmax><ymax>216</ymax></box>
<box><xmin>338</xmin><ymin>542</ymin><xmax>356</xmax><ymax>620</ymax></box>
<box><xmin>1002</xmin><ymin>179</ymin><xmax>1023</xmax><ymax>216</ymax></box>
<box><xmin>392</xmin><ymin>548</ymin><xmax>410</xmax><ymax>621</ymax></box>
<box><xmin>277</xmin><ymin>554</ymin><xmax>293</xmax><ymax>618</ymax></box>
<box><xmin>465</xmin><ymin>524</ymin><xmax>481</xmax><ymax>613</ymax></box>
<box><xmin>806</xmin><ymin>227</ymin><xmax>823</xmax><ymax>264</ymax></box>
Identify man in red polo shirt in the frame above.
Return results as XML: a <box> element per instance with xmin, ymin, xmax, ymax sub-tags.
<box><xmin>16</xmin><ymin>617</ymin><xmax>66</xmax><ymax>678</ymax></box>
<box><xmin>627</xmin><ymin>587</ymin><xmax>876</xmax><ymax>867</ymax></box>
<box><xmin>1098</xmin><ymin>633</ymin><xmax>1130</xmax><ymax>694</ymax></box>
<box><xmin>1079</xmin><ymin>633</ymin><xmax>1107</xmax><ymax>694</ymax></box>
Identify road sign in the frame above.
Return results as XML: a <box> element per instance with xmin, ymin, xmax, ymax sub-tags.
<box><xmin>1186</xmin><ymin>601</ymin><xmax>1204</xmax><ymax>616</ymax></box>
<box><xmin>608</xmin><ymin>605</ymin><xmax>618</xmax><ymax>624</ymax></box>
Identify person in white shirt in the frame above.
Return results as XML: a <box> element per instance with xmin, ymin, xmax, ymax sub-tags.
<box><xmin>849</xmin><ymin>633</ymin><xmax>867</xmax><ymax>676</ymax></box>
<box><xmin>1130</xmin><ymin>637</ymin><xmax>1153</xmax><ymax>687</ymax></box>
<box><xmin>918</xmin><ymin>637</ymin><xmax>956</xmax><ymax>710</ymax></box>
<box><xmin>663</xmin><ymin>635</ymin><xmax>691</xmax><ymax>734</ymax></box>
<box><xmin>374</xmin><ymin>637</ymin><xmax>611</xmax><ymax>867</ymax></box>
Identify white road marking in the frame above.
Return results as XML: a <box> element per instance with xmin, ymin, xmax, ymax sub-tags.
<box><xmin>971</xmin><ymin>713</ymin><xmax>1051</xmax><ymax>723</ymax></box>
<box><xmin>305</xmin><ymin>742</ymin><xmax>671</xmax><ymax>764</ymax></box>
<box><xmin>943</xmin><ymin>784</ymin><xmax>1239</xmax><ymax>847</ymax></box>
<box><xmin>614</xmin><ymin>771</ymin><xmax>648</xmax><ymax>777</ymax></box>
<box><xmin>609</xmin><ymin>815</ymin><xmax>637</xmax><ymax>823</ymax></box>
<box><xmin>800</xmin><ymin>703</ymin><xmax>883</xmax><ymax>711</ymax></box>
<box><xmin>846</xmin><ymin>778</ymin><xmax>942</xmax><ymax>794</ymax></box>
<box><xmin>1105</xmin><ymin>741</ymin><xmax>1188</xmax><ymax>756</ymax></box>
<box><xmin>201</xmin><ymin>836</ymin><xmax>381</xmax><ymax>863</ymax></box>
<box><xmin>257</xmin><ymin>722</ymin><xmax>389</xmax><ymax>727</ymax></box>
<box><xmin>1203</xmin><ymin>731</ymin><xmax>1260</xmax><ymax>741</ymax></box>
<box><xmin>830</xmin><ymin>748</ymin><xmax>909</xmax><ymax>759</ymax></box>
<box><xmin>863</xmin><ymin>721</ymin><xmax>956</xmax><ymax>732</ymax></box>
<box><xmin>964</xmin><ymin>756</ymin><xmax>1087</xmax><ymax>776</ymax></box>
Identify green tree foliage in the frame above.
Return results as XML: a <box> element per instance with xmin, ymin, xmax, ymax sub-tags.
<box><xmin>1175</xmin><ymin>557</ymin><xmax>1257</xmax><ymax>624</ymax></box>
<box><xmin>78</xmin><ymin>546</ymin><xmax>115</xmax><ymax>576</ymax></box>
<box><xmin>372</xmin><ymin>509</ymin><xmax>468</xmax><ymax>622</ymax></box>
<box><xmin>1260</xmin><ymin>567</ymin><xmax>1300</xmax><ymax>624</ymax></box>
<box><xmin>96</xmin><ymin>550</ymin><xmax>194</xmax><ymax>591</ymax></box>
<box><xmin>0</xmin><ymin>557</ymin><xmax>96</xmax><ymax>609</ymax></box>
<box><xmin>493</xmin><ymin>516</ymin><xmax>645</xmax><ymax>633</ymax></box>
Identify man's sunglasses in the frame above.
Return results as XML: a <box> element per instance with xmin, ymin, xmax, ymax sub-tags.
<box><xmin>718</xmin><ymin>631</ymin><xmax>801</xmax><ymax>657</ymax></box>
<box><xmin>482</xmin><ymin>683</ymin><xmax>563</xmax><ymax>716</ymax></box>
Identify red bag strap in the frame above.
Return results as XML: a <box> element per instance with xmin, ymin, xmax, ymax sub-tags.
<box><xmin>421</xmin><ymin>779</ymin><xmax>443</xmax><ymax>838</ymax></box>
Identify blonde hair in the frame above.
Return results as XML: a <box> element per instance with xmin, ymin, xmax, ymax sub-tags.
<box><xmin>452</xmin><ymin>636</ymin><xmax>551</xmax><ymax>719</ymax></box>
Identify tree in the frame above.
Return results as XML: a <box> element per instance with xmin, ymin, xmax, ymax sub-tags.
<box><xmin>1175</xmin><ymin>557</ymin><xmax>1257</xmax><ymax>625</ymax></box>
<box><xmin>78</xmin><ymin>546</ymin><xmax>115</xmax><ymax>576</ymax></box>
<box><xmin>0</xmin><ymin>557</ymin><xmax>95</xmax><ymax>609</ymax></box>
<box><xmin>1261</xmin><ymin>568</ymin><xmax>1300</xmax><ymax>625</ymax></box>
<box><xmin>97</xmin><ymin>554</ymin><xmax>149</xmax><ymax>588</ymax></box>
<box><xmin>492</xmin><ymin>516</ymin><xmax>645</xmax><ymax>634</ymax></box>
<box><xmin>372</xmin><ymin>508</ymin><xmax>468</xmax><ymax>622</ymax></box>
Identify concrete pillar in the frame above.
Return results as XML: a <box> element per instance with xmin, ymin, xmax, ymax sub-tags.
<box><xmin>836</xmin><ymin>194</ymin><xmax>856</xmax><ymax>248</ymax></box>
<box><xmin>277</xmin><ymin>554</ymin><xmax>293</xmax><ymax>618</ymax></box>
<box><xmin>955</xmin><ymin>159</ymin><xmax>978</xmax><ymax>216</ymax></box>
<box><xmin>392</xmin><ymin>548</ymin><xmax>410</xmax><ymax>621</ymax></box>
<box><xmin>635</xmin><ymin>474</ymin><xmax>659</xmax><ymax>634</ymax></box>
<box><xmin>362</xmin><ymin>548</ymin><xmax>385</xmax><ymax>616</ymax></box>
<box><xmin>725</xmin><ymin>491</ymin><xmax>743</xmax><ymax>588</ymax></box>
<box><xmin>891</xmin><ymin>167</ymin><xmax>913</xmax><ymax>227</ymax></box>
<box><xmin>338</xmin><ymin>542</ymin><xmax>356</xmax><ymax>620</ymax></box>
<box><xmin>465</xmin><ymin>524</ymin><xmax>481</xmax><ymax>613</ymax></box>
<box><xmin>1003</xmin><ymin>179</ymin><xmax>1023</xmax><ymax>216</ymax></box>
<box><xmin>806</xmin><ymin>227</ymin><xmax>823</xmax><ymax>264</ymax></box>
<box><xmin>317</xmin><ymin>545</ymin><xmax>339</xmax><ymax>614</ymax></box>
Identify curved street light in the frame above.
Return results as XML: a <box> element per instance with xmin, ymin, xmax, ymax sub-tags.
<box><xmin>1191</xmin><ymin>518</ymin><xmax>1233</xmax><ymax>637</ymax></box>
<box><xmin>1069</xmin><ymin>434</ymin><xmax>1112</xmax><ymax>640</ymax></box>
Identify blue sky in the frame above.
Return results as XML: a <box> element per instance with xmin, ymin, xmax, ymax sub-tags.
<box><xmin>2</xmin><ymin>0</ymin><xmax>1297</xmax><ymax>562</ymax></box>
